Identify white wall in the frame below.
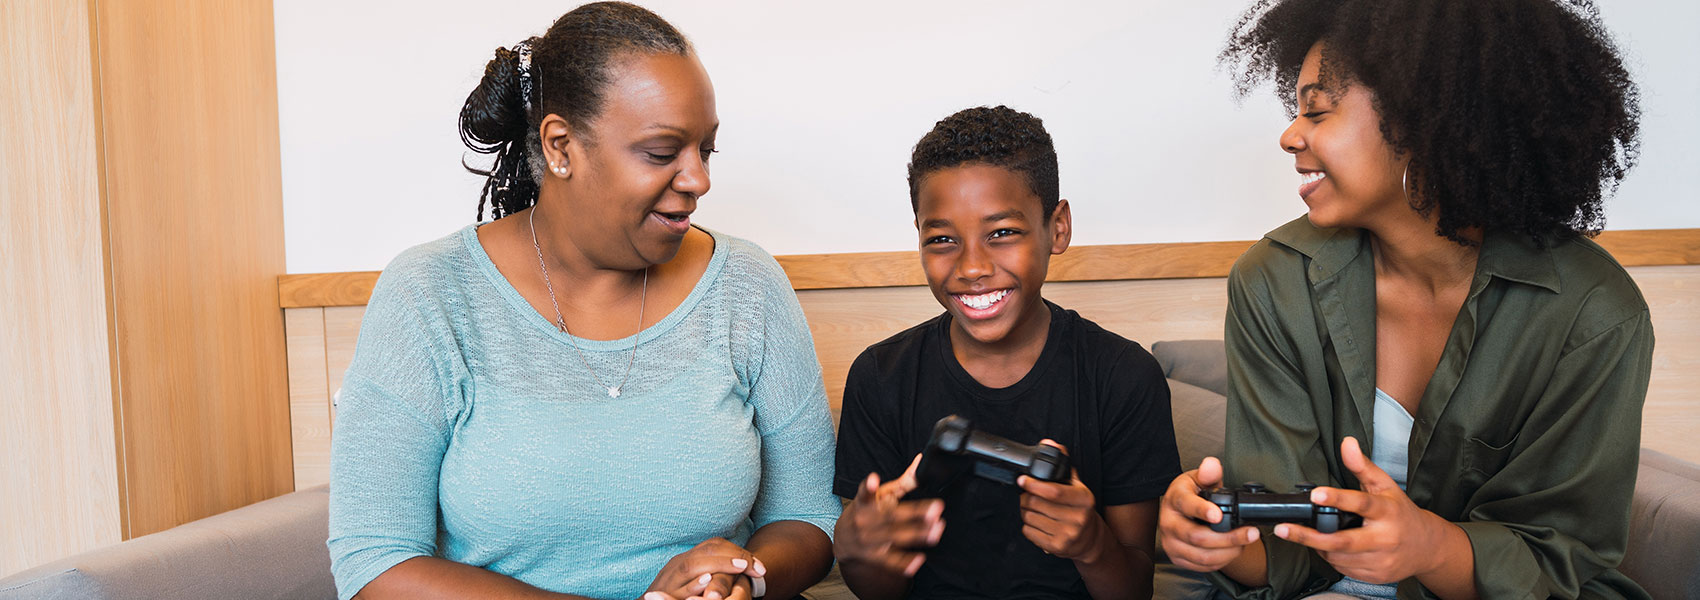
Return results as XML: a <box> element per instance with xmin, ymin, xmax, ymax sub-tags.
<box><xmin>276</xmin><ymin>1</ymin><xmax>1700</xmax><ymax>274</ymax></box>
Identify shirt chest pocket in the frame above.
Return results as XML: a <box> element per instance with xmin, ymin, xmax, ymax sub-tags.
<box><xmin>1461</xmin><ymin>431</ymin><xmax>1521</xmax><ymax>479</ymax></box>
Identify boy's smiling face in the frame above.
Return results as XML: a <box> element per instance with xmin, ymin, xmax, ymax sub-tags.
<box><xmin>915</xmin><ymin>164</ymin><xmax>1071</xmax><ymax>348</ymax></box>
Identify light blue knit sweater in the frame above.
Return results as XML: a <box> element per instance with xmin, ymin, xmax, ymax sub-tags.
<box><xmin>327</xmin><ymin>225</ymin><xmax>839</xmax><ymax>600</ymax></box>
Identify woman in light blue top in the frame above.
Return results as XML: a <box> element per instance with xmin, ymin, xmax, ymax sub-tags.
<box><xmin>326</xmin><ymin>4</ymin><xmax>838</xmax><ymax>600</ymax></box>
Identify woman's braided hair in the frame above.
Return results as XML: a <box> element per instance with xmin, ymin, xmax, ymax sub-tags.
<box><xmin>459</xmin><ymin>2</ymin><xmax>691</xmax><ymax>221</ymax></box>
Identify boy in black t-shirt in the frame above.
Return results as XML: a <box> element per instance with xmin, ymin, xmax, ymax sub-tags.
<box><xmin>832</xmin><ymin>106</ymin><xmax>1181</xmax><ymax>600</ymax></box>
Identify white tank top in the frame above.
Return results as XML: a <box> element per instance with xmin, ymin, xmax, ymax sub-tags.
<box><xmin>1326</xmin><ymin>388</ymin><xmax>1414</xmax><ymax>599</ymax></box>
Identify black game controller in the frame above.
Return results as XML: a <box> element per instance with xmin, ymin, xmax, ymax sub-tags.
<box><xmin>914</xmin><ymin>415</ymin><xmax>1070</xmax><ymax>493</ymax></box>
<box><xmin>1198</xmin><ymin>482</ymin><xmax>1364</xmax><ymax>533</ymax></box>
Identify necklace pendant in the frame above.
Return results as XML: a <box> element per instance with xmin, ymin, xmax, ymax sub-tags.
<box><xmin>607</xmin><ymin>386</ymin><xmax>621</xmax><ymax>398</ymax></box>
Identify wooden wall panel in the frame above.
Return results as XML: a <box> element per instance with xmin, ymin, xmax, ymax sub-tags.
<box><xmin>288</xmin><ymin>306</ymin><xmax>366</xmax><ymax>490</ymax></box>
<box><xmin>0</xmin><ymin>0</ymin><xmax>122</xmax><ymax>575</ymax></box>
<box><xmin>94</xmin><ymin>0</ymin><xmax>292</xmax><ymax>537</ymax></box>
<box><xmin>286</xmin><ymin>308</ymin><xmax>331</xmax><ymax>490</ymax></box>
<box><xmin>1632</xmin><ymin>265</ymin><xmax>1700</xmax><ymax>464</ymax></box>
<box><xmin>793</xmin><ymin>286</ymin><xmax>943</xmax><ymax>419</ymax></box>
<box><xmin>323</xmin><ymin>306</ymin><xmax>367</xmax><ymax>428</ymax></box>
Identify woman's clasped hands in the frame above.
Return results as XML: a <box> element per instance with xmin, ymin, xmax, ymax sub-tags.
<box><xmin>642</xmin><ymin>538</ymin><xmax>768</xmax><ymax>600</ymax></box>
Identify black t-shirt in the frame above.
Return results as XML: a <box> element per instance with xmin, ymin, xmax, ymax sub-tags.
<box><xmin>834</xmin><ymin>301</ymin><xmax>1181</xmax><ymax>599</ymax></box>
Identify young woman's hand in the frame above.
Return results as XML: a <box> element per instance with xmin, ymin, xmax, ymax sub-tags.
<box><xmin>645</xmin><ymin>538</ymin><xmax>765</xmax><ymax>600</ymax></box>
<box><xmin>834</xmin><ymin>455</ymin><xmax>944</xmax><ymax>577</ymax></box>
<box><xmin>1016</xmin><ymin>441</ymin><xmax>1106</xmax><ymax>561</ymax></box>
<box><xmin>1157</xmin><ymin>457</ymin><xmax>1262</xmax><ymax>572</ymax></box>
<box><xmin>1272</xmin><ymin>437</ymin><xmax>1460</xmax><ymax>584</ymax></box>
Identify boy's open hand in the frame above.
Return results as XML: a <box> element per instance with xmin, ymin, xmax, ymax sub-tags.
<box><xmin>1016</xmin><ymin>440</ymin><xmax>1105</xmax><ymax>561</ymax></box>
<box><xmin>834</xmin><ymin>455</ymin><xmax>945</xmax><ymax>577</ymax></box>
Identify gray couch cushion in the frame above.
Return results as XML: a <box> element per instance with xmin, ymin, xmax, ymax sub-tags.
<box><xmin>0</xmin><ymin>485</ymin><xmax>334</xmax><ymax>600</ymax></box>
<box><xmin>1152</xmin><ymin>340</ymin><xmax>1228</xmax><ymax>397</ymax></box>
<box><xmin>1169</xmin><ymin>378</ymin><xmax>1227</xmax><ymax>472</ymax></box>
<box><xmin>1621</xmin><ymin>448</ymin><xmax>1700</xmax><ymax>600</ymax></box>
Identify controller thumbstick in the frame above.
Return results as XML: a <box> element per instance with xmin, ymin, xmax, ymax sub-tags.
<box><xmin>935</xmin><ymin>416</ymin><xmax>970</xmax><ymax>453</ymax></box>
<box><xmin>1295</xmin><ymin>482</ymin><xmax>1318</xmax><ymax>492</ymax></box>
<box><xmin>1242</xmin><ymin>482</ymin><xmax>1268</xmax><ymax>493</ymax></box>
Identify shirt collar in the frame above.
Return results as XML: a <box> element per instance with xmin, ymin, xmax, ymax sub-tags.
<box><xmin>1264</xmin><ymin>216</ymin><xmax>1561</xmax><ymax>294</ymax></box>
<box><xmin>1265</xmin><ymin>217</ymin><xmax>1369</xmax><ymax>283</ymax></box>
<box><xmin>1475</xmin><ymin>231</ymin><xmax>1562</xmax><ymax>294</ymax></box>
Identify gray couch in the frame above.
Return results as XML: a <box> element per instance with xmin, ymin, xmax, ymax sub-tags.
<box><xmin>0</xmin><ymin>485</ymin><xmax>334</xmax><ymax>599</ymax></box>
<box><xmin>4</xmin><ymin>341</ymin><xmax>1695</xmax><ymax>599</ymax></box>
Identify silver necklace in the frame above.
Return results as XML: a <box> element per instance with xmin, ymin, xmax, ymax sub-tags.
<box><xmin>529</xmin><ymin>205</ymin><xmax>646</xmax><ymax>398</ymax></box>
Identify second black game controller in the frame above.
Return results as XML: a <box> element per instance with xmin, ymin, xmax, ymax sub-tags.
<box><xmin>914</xmin><ymin>415</ymin><xmax>1070</xmax><ymax>493</ymax></box>
<box><xmin>1198</xmin><ymin>482</ymin><xmax>1364</xmax><ymax>533</ymax></box>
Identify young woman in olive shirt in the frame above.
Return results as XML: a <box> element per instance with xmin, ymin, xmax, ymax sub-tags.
<box><xmin>1157</xmin><ymin>1</ymin><xmax>1653</xmax><ymax>598</ymax></box>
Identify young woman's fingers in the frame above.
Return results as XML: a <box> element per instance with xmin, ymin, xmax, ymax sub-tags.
<box><xmin>1167</xmin><ymin>541</ymin><xmax>1255</xmax><ymax>573</ymax></box>
<box><xmin>1184</xmin><ymin>523</ymin><xmax>1260</xmax><ymax>550</ymax></box>
<box><xmin>1175</xmin><ymin>487</ymin><xmax>1228</xmax><ymax>524</ymax></box>
<box><xmin>1163</xmin><ymin>471</ymin><xmax>1217</xmax><ymax>520</ymax></box>
<box><xmin>1309</xmin><ymin>485</ymin><xmax>1387</xmax><ymax>520</ymax></box>
<box><xmin>1339</xmin><ymin>437</ymin><xmax>1399</xmax><ymax>494</ymax></box>
<box><xmin>1273</xmin><ymin>523</ymin><xmax>1371</xmax><ymax>553</ymax></box>
<box><xmin>1196</xmin><ymin>456</ymin><xmax>1225</xmax><ymax>489</ymax></box>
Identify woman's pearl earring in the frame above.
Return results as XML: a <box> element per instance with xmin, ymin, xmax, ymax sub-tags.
<box><xmin>552</xmin><ymin>163</ymin><xmax>567</xmax><ymax>176</ymax></box>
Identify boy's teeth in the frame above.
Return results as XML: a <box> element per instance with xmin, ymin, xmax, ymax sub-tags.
<box><xmin>1300</xmin><ymin>172</ymin><xmax>1326</xmax><ymax>184</ymax></box>
<box><xmin>958</xmin><ymin>289</ymin><xmax>1009</xmax><ymax>310</ymax></box>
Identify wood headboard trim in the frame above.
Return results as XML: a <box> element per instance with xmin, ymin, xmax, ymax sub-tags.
<box><xmin>278</xmin><ymin>228</ymin><xmax>1700</xmax><ymax>308</ymax></box>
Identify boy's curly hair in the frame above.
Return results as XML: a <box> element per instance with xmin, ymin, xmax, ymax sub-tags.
<box><xmin>1221</xmin><ymin>0</ymin><xmax>1640</xmax><ymax>245</ymax></box>
<box><xmin>907</xmin><ymin>106</ymin><xmax>1060</xmax><ymax>221</ymax></box>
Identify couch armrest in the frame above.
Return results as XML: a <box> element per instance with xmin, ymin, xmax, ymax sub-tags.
<box><xmin>1622</xmin><ymin>448</ymin><xmax>1700</xmax><ymax>599</ymax></box>
<box><xmin>0</xmin><ymin>485</ymin><xmax>334</xmax><ymax>600</ymax></box>
<box><xmin>1151</xmin><ymin>340</ymin><xmax>1228</xmax><ymax>397</ymax></box>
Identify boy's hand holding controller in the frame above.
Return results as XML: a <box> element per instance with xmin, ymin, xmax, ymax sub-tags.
<box><xmin>835</xmin><ymin>455</ymin><xmax>945</xmax><ymax>577</ymax></box>
<box><xmin>1016</xmin><ymin>440</ymin><xmax>1108</xmax><ymax>561</ymax></box>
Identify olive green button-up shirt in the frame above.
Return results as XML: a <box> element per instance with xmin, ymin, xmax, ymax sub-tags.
<box><xmin>1211</xmin><ymin>217</ymin><xmax>1654</xmax><ymax>600</ymax></box>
